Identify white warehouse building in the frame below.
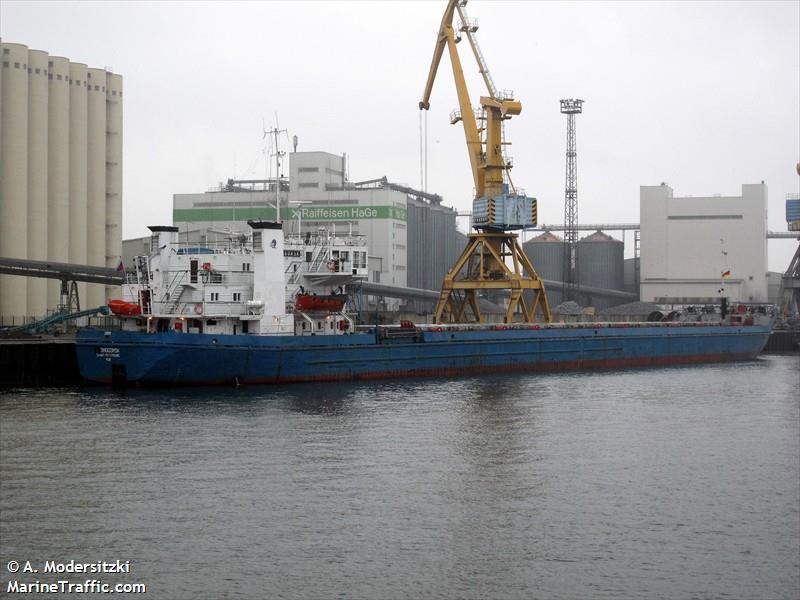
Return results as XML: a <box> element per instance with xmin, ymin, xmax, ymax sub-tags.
<box><xmin>639</xmin><ymin>182</ymin><xmax>768</xmax><ymax>304</ymax></box>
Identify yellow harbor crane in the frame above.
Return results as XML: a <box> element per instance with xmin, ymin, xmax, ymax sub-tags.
<box><xmin>420</xmin><ymin>0</ymin><xmax>551</xmax><ymax>324</ymax></box>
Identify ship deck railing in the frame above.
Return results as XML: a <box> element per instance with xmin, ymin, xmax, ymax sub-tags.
<box><xmin>146</xmin><ymin>300</ymin><xmax>250</xmax><ymax>318</ymax></box>
<box><xmin>166</xmin><ymin>240</ymin><xmax>253</xmax><ymax>255</ymax></box>
<box><xmin>285</xmin><ymin>233</ymin><xmax>366</xmax><ymax>248</ymax></box>
<box><xmin>403</xmin><ymin>320</ymin><xmax>765</xmax><ymax>333</ymax></box>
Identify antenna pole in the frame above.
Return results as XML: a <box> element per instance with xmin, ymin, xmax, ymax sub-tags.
<box><xmin>268</xmin><ymin>126</ymin><xmax>288</xmax><ymax>222</ymax></box>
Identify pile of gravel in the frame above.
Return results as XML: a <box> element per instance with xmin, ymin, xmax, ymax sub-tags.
<box><xmin>552</xmin><ymin>300</ymin><xmax>583</xmax><ymax>315</ymax></box>
<box><xmin>599</xmin><ymin>300</ymin><xmax>662</xmax><ymax>316</ymax></box>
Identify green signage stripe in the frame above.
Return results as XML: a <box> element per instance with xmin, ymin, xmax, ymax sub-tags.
<box><xmin>173</xmin><ymin>207</ymin><xmax>276</xmax><ymax>222</ymax></box>
<box><xmin>173</xmin><ymin>205</ymin><xmax>407</xmax><ymax>223</ymax></box>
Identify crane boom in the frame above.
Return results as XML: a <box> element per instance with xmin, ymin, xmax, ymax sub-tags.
<box><xmin>418</xmin><ymin>0</ymin><xmax>531</xmax><ymax>231</ymax></box>
<box><xmin>419</xmin><ymin>2</ymin><xmax>482</xmax><ymax>194</ymax></box>
<box><xmin>419</xmin><ymin>0</ymin><xmax>457</xmax><ymax>111</ymax></box>
<box><xmin>454</xmin><ymin>2</ymin><xmax>497</xmax><ymax>99</ymax></box>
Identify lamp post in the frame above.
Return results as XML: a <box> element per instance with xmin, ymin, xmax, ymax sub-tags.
<box><xmin>287</xmin><ymin>200</ymin><xmax>311</xmax><ymax>236</ymax></box>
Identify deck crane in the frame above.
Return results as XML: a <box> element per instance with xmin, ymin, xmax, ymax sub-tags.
<box><xmin>420</xmin><ymin>0</ymin><xmax>551</xmax><ymax>323</ymax></box>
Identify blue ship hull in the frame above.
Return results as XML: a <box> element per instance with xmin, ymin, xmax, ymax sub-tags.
<box><xmin>76</xmin><ymin>323</ymin><xmax>771</xmax><ymax>386</ymax></box>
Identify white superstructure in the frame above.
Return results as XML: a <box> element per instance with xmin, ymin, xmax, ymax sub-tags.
<box><xmin>640</xmin><ymin>183</ymin><xmax>768</xmax><ymax>303</ymax></box>
<box><xmin>115</xmin><ymin>223</ymin><xmax>368</xmax><ymax>337</ymax></box>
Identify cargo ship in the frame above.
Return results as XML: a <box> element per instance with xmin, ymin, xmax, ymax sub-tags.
<box><xmin>76</xmin><ymin>223</ymin><xmax>772</xmax><ymax>386</ymax></box>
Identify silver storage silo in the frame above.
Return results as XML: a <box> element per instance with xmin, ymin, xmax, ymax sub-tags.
<box><xmin>522</xmin><ymin>231</ymin><xmax>564</xmax><ymax>283</ymax></box>
<box><xmin>406</xmin><ymin>196</ymin><xmax>461</xmax><ymax>311</ymax></box>
<box><xmin>407</xmin><ymin>196</ymin><xmax>458</xmax><ymax>292</ymax></box>
<box><xmin>432</xmin><ymin>202</ymin><xmax>456</xmax><ymax>290</ymax></box>
<box><xmin>406</xmin><ymin>198</ymin><xmax>424</xmax><ymax>289</ymax></box>
<box><xmin>577</xmin><ymin>230</ymin><xmax>624</xmax><ymax>291</ymax></box>
<box><xmin>623</xmin><ymin>257</ymin><xmax>640</xmax><ymax>297</ymax></box>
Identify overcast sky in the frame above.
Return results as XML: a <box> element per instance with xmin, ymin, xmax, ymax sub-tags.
<box><xmin>3</xmin><ymin>0</ymin><xmax>798</xmax><ymax>270</ymax></box>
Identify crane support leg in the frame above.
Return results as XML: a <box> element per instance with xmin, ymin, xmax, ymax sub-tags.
<box><xmin>434</xmin><ymin>232</ymin><xmax>552</xmax><ymax>324</ymax></box>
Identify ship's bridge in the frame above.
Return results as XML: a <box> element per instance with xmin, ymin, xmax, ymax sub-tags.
<box><xmin>284</xmin><ymin>230</ymin><xmax>369</xmax><ymax>287</ymax></box>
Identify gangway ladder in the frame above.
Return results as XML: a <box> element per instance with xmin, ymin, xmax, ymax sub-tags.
<box><xmin>165</xmin><ymin>284</ymin><xmax>188</xmax><ymax>314</ymax></box>
<box><xmin>286</xmin><ymin>261</ymin><xmax>300</xmax><ymax>285</ymax></box>
<box><xmin>308</xmin><ymin>236</ymin><xmax>331</xmax><ymax>273</ymax></box>
<box><xmin>162</xmin><ymin>270</ymin><xmax>188</xmax><ymax>314</ymax></box>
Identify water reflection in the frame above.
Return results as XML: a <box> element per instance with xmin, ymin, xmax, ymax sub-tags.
<box><xmin>0</xmin><ymin>358</ymin><xmax>797</xmax><ymax>600</ymax></box>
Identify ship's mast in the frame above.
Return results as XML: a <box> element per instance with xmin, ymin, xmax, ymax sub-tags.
<box><xmin>268</xmin><ymin>126</ymin><xmax>287</xmax><ymax>223</ymax></box>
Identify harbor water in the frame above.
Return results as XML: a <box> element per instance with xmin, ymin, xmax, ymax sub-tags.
<box><xmin>1</xmin><ymin>356</ymin><xmax>798</xmax><ymax>599</ymax></box>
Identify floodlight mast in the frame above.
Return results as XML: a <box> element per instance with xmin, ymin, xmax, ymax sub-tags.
<box><xmin>560</xmin><ymin>98</ymin><xmax>583</xmax><ymax>302</ymax></box>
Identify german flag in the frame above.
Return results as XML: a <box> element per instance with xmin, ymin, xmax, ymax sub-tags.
<box><xmin>721</xmin><ymin>270</ymin><xmax>731</xmax><ymax>278</ymax></box>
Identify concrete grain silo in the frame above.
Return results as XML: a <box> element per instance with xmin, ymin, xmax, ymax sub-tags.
<box><xmin>0</xmin><ymin>44</ymin><xmax>123</xmax><ymax>319</ymax></box>
<box><xmin>86</xmin><ymin>67</ymin><xmax>107</xmax><ymax>308</ymax></box>
<box><xmin>47</xmin><ymin>56</ymin><xmax>71</xmax><ymax>308</ymax></box>
<box><xmin>0</xmin><ymin>43</ymin><xmax>29</xmax><ymax>318</ymax></box>
<box><xmin>26</xmin><ymin>49</ymin><xmax>50</xmax><ymax>317</ymax></box>
<box><xmin>105</xmin><ymin>71</ymin><xmax>123</xmax><ymax>297</ymax></box>
<box><xmin>577</xmin><ymin>230</ymin><xmax>624</xmax><ymax>291</ymax></box>
<box><xmin>522</xmin><ymin>231</ymin><xmax>564</xmax><ymax>283</ymax></box>
<box><xmin>68</xmin><ymin>62</ymin><xmax>88</xmax><ymax>306</ymax></box>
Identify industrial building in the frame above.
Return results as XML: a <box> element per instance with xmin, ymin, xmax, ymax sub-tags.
<box><xmin>640</xmin><ymin>182</ymin><xmax>768</xmax><ymax>304</ymax></box>
<box><xmin>167</xmin><ymin>151</ymin><xmax>465</xmax><ymax>305</ymax></box>
<box><xmin>0</xmin><ymin>42</ymin><xmax>122</xmax><ymax>319</ymax></box>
